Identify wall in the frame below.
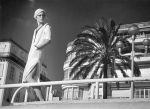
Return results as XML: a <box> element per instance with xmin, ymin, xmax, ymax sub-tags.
<box><xmin>1</xmin><ymin>99</ymin><xmax>150</xmax><ymax>109</ymax></box>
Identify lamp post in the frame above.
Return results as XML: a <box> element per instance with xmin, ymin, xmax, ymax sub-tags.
<box><xmin>116</xmin><ymin>41</ymin><xmax>124</xmax><ymax>55</ymax></box>
<box><xmin>128</xmin><ymin>24</ymin><xmax>139</xmax><ymax>99</ymax></box>
<box><xmin>143</xmin><ymin>37</ymin><xmax>150</xmax><ymax>56</ymax></box>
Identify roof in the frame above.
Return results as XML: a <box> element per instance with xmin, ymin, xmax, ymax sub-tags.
<box><xmin>118</xmin><ymin>21</ymin><xmax>150</xmax><ymax>34</ymax></box>
<box><xmin>0</xmin><ymin>39</ymin><xmax>28</xmax><ymax>53</ymax></box>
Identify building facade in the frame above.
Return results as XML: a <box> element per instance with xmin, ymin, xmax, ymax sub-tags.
<box><xmin>0</xmin><ymin>40</ymin><xmax>28</xmax><ymax>106</ymax></box>
<box><xmin>62</xmin><ymin>21</ymin><xmax>150</xmax><ymax>100</ymax></box>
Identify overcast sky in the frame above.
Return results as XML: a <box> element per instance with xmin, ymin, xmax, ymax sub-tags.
<box><xmin>1</xmin><ymin>0</ymin><xmax>150</xmax><ymax>81</ymax></box>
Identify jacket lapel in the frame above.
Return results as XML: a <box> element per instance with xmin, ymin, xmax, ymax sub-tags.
<box><xmin>33</xmin><ymin>23</ymin><xmax>48</xmax><ymax>46</ymax></box>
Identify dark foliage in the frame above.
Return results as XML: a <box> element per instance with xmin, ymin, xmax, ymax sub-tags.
<box><xmin>64</xmin><ymin>17</ymin><xmax>141</xmax><ymax>80</ymax></box>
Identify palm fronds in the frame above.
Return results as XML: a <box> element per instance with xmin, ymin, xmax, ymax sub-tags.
<box><xmin>64</xmin><ymin>17</ymin><xmax>141</xmax><ymax>80</ymax></box>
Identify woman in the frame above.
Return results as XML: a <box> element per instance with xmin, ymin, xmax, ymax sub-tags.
<box><xmin>22</xmin><ymin>8</ymin><xmax>51</xmax><ymax>101</ymax></box>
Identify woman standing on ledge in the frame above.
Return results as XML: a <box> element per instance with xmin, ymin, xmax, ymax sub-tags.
<box><xmin>22</xmin><ymin>8</ymin><xmax>51</xmax><ymax>101</ymax></box>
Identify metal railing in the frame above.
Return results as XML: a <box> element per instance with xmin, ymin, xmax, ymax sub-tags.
<box><xmin>1</xmin><ymin>77</ymin><xmax>150</xmax><ymax>104</ymax></box>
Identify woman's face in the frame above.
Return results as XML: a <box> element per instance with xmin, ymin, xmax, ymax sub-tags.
<box><xmin>36</xmin><ymin>11</ymin><xmax>46</xmax><ymax>23</ymax></box>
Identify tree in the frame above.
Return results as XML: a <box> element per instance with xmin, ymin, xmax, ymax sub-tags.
<box><xmin>64</xmin><ymin>17</ymin><xmax>142</xmax><ymax>99</ymax></box>
<box><xmin>65</xmin><ymin>17</ymin><xmax>141</xmax><ymax>81</ymax></box>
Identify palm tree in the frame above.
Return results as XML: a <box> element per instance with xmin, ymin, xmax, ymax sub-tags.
<box><xmin>64</xmin><ymin>18</ymin><xmax>141</xmax><ymax>98</ymax></box>
<box><xmin>65</xmin><ymin>17</ymin><xmax>141</xmax><ymax>79</ymax></box>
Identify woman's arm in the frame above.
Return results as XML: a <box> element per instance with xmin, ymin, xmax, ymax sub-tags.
<box><xmin>35</xmin><ymin>25</ymin><xmax>51</xmax><ymax>49</ymax></box>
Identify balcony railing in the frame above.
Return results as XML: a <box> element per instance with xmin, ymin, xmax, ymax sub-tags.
<box><xmin>0</xmin><ymin>77</ymin><xmax>150</xmax><ymax>105</ymax></box>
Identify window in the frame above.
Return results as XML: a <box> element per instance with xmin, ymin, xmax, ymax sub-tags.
<box><xmin>18</xmin><ymin>72</ymin><xmax>23</xmax><ymax>83</ymax></box>
<box><xmin>145</xmin><ymin>89</ymin><xmax>149</xmax><ymax>98</ymax></box>
<box><xmin>63</xmin><ymin>89</ymin><xmax>68</xmax><ymax>100</ymax></box>
<box><xmin>16</xmin><ymin>93</ymin><xmax>20</xmax><ymax>102</ymax></box>
<box><xmin>79</xmin><ymin>88</ymin><xmax>83</xmax><ymax>100</ymax></box>
<box><xmin>9</xmin><ymin>66</ymin><xmax>15</xmax><ymax>80</ymax></box>
<box><xmin>0</xmin><ymin>64</ymin><xmax>4</xmax><ymax>77</ymax></box>
<box><xmin>12</xmin><ymin>44</ymin><xmax>17</xmax><ymax>54</ymax></box>
<box><xmin>63</xmin><ymin>87</ymin><xmax>81</xmax><ymax>100</ymax></box>
<box><xmin>73</xmin><ymin>87</ymin><xmax>79</xmax><ymax>100</ymax></box>
<box><xmin>135</xmin><ymin>89</ymin><xmax>140</xmax><ymax>98</ymax></box>
<box><xmin>134</xmin><ymin>88</ymin><xmax>150</xmax><ymax>98</ymax></box>
<box><xmin>67</xmin><ymin>88</ymin><xmax>72</xmax><ymax>100</ymax></box>
<box><xmin>5</xmin><ymin>88</ymin><xmax>13</xmax><ymax>103</ymax></box>
<box><xmin>141</xmin><ymin>89</ymin><xmax>144</xmax><ymax>98</ymax></box>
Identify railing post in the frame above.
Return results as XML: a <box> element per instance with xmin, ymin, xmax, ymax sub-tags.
<box><xmin>47</xmin><ymin>85</ymin><xmax>53</xmax><ymax>101</ymax></box>
<box><xmin>130</xmin><ymin>35</ymin><xmax>135</xmax><ymax>99</ymax></box>
<box><xmin>90</xmin><ymin>83</ymin><xmax>94</xmax><ymax>99</ymax></box>
<box><xmin>24</xmin><ymin>88</ymin><xmax>28</xmax><ymax>102</ymax></box>
<box><xmin>130</xmin><ymin>81</ymin><xmax>134</xmax><ymax>99</ymax></box>
<box><xmin>46</xmin><ymin>86</ymin><xmax>50</xmax><ymax>101</ymax></box>
<box><xmin>71</xmin><ymin>87</ymin><xmax>73</xmax><ymax>100</ymax></box>
<box><xmin>95</xmin><ymin>82</ymin><xmax>99</xmax><ymax>99</ymax></box>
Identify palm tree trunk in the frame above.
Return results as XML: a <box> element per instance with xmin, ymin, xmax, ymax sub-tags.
<box><xmin>103</xmin><ymin>63</ymin><xmax>108</xmax><ymax>99</ymax></box>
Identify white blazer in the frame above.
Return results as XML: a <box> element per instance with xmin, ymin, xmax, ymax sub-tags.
<box><xmin>22</xmin><ymin>23</ymin><xmax>51</xmax><ymax>82</ymax></box>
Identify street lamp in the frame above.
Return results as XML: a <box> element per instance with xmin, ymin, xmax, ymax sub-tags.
<box><xmin>116</xmin><ymin>40</ymin><xmax>124</xmax><ymax>55</ymax></box>
<box><xmin>128</xmin><ymin>24</ymin><xmax>139</xmax><ymax>99</ymax></box>
<box><xmin>143</xmin><ymin>34</ymin><xmax>150</xmax><ymax>56</ymax></box>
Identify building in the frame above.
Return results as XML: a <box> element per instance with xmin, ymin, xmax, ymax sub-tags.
<box><xmin>0</xmin><ymin>40</ymin><xmax>51</xmax><ymax>106</ymax></box>
<box><xmin>111</xmin><ymin>21</ymin><xmax>150</xmax><ymax>99</ymax></box>
<box><xmin>0</xmin><ymin>39</ymin><xmax>28</xmax><ymax>106</ymax></box>
<box><xmin>62</xmin><ymin>21</ymin><xmax>150</xmax><ymax>100</ymax></box>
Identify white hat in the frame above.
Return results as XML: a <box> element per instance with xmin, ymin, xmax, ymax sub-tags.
<box><xmin>34</xmin><ymin>8</ymin><xmax>46</xmax><ymax>19</ymax></box>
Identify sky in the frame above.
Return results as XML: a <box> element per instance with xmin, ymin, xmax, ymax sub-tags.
<box><xmin>1</xmin><ymin>0</ymin><xmax>150</xmax><ymax>81</ymax></box>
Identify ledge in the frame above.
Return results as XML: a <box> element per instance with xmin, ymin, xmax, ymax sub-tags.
<box><xmin>1</xmin><ymin>98</ymin><xmax>150</xmax><ymax>109</ymax></box>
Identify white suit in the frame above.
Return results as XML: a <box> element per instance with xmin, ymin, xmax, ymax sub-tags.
<box><xmin>22</xmin><ymin>23</ymin><xmax>51</xmax><ymax>82</ymax></box>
